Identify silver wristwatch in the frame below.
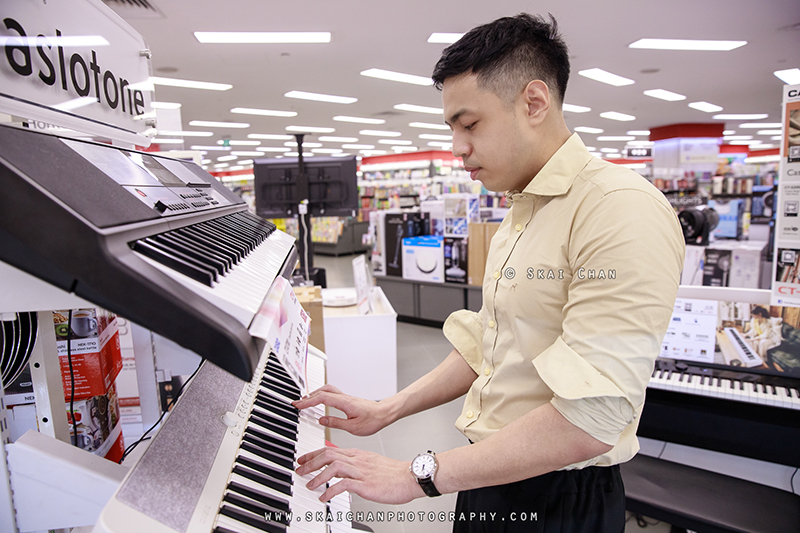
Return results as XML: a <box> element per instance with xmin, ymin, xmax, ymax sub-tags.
<box><xmin>410</xmin><ymin>450</ymin><xmax>441</xmax><ymax>497</ymax></box>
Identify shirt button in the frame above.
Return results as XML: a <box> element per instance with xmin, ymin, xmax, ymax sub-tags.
<box><xmin>466</xmin><ymin>411</ymin><xmax>474</xmax><ymax>419</ymax></box>
<box><xmin>484</xmin><ymin>367</ymin><xmax>491</xmax><ymax>376</ymax></box>
<box><xmin>493</xmin><ymin>270</ymin><xmax>500</xmax><ymax>279</ymax></box>
<box><xmin>515</xmin><ymin>223</ymin><xmax>522</xmax><ymax>231</ymax></box>
<box><xmin>488</xmin><ymin>320</ymin><xmax>495</xmax><ymax>328</ymax></box>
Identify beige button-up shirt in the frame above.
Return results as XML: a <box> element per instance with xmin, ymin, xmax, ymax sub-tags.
<box><xmin>443</xmin><ymin>133</ymin><xmax>684</xmax><ymax>469</ymax></box>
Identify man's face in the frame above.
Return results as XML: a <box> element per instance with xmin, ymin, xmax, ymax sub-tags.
<box><xmin>442</xmin><ymin>73</ymin><xmax>537</xmax><ymax>193</ymax></box>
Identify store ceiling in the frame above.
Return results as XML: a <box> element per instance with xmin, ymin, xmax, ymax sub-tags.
<box><xmin>106</xmin><ymin>0</ymin><xmax>800</xmax><ymax>167</ymax></box>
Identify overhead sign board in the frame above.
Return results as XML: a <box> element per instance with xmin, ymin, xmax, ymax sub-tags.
<box><xmin>0</xmin><ymin>0</ymin><xmax>154</xmax><ymax>146</ymax></box>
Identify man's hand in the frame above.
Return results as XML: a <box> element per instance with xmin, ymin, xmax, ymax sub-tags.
<box><xmin>296</xmin><ymin>446</ymin><xmax>424</xmax><ymax>503</ymax></box>
<box><xmin>292</xmin><ymin>384</ymin><xmax>392</xmax><ymax>436</ymax></box>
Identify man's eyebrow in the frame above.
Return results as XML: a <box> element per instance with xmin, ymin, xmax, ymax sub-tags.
<box><xmin>445</xmin><ymin>108</ymin><xmax>469</xmax><ymax>126</ymax></box>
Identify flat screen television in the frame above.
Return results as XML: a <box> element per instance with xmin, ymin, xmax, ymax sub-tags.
<box><xmin>254</xmin><ymin>155</ymin><xmax>358</xmax><ymax>218</ymax></box>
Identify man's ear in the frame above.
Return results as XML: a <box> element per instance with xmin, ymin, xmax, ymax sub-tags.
<box><xmin>523</xmin><ymin>80</ymin><xmax>550</xmax><ymax>126</ymax></box>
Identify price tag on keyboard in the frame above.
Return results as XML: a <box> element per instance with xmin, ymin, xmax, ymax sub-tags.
<box><xmin>250</xmin><ymin>276</ymin><xmax>311</xmax><ymax>396</ymax></box>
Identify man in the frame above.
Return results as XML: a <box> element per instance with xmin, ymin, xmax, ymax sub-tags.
<box><xmin>293</xmin><ymin>13</ymin><xmax>684</xmax><ymax>532</ymax></box>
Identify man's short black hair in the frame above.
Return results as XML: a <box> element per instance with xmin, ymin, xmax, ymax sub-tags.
<box><xmin>431</xmin><ymin>13</ymin><xmax>570</xmax><ymax>107</ymax></box>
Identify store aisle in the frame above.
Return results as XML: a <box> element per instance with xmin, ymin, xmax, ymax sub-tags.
<box><xmin>312</xmin><ymin>253</ymin><xmax>671</xmax><ymax>533</ymax></box>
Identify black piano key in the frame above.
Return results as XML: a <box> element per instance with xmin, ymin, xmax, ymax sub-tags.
<box><xmin>131</xmin><ymin>240</ymin><xmax>214</xmax><ymax>286</ymax></box>
<box><xmin>169</xmin><ymin>229</ymin><xmax>234</xmax><ymax>270</ymax></box>
<box><xmin>236</xmin><ymin>455</ymin><xmax>293</xmax><ymax>486</ymax></box>
<box><xmin>223</xmin><ymin>492</ymin><xmax>290</xmax><ymax>525</ymax></box>
<box><xmin>254</xmin><ymin>396</ymin><xmax>299</xmax><ymax>423</ymax></box>
<box><xmin>209</xmin><ymin>218</ymin><xmax>260</xmax><ymax>250</ymax></box>
<box><xmin>250</xmin><ymin>409</ymin><xmax>297</xmax><ymax>436</ymax></box>
<box><xmin>262</xmin><ymin>373</ymin><xmax>301</xmax><ymax>396</ymax></box>
<box><xmin>245</xmin><ymin>427</ymin><xmax>295</xmax><ymax>456</ymax></box>
<box><xmin>180</xmin><ymin>226</ymin><xmax>242</xmax><ymax>263</ymax></box>
<box><xmin>194</xmin><ymin>224</ymin><xmax>248</xmax><ymax>259</ymax></box>
<box><xmin>264</xmin><ymin>368</ymin><xmax>300</xmax><ymax>392</ymax></box>
<box><xmin>142</xmin><ymin>237</ymin><xmax>219</xmax><ymax>283</ymax></box>
<box><xmin>241</xmin><ymin>440</ymin><xmax>294</xmax><ymax>471</ymax></box>
<box><xmin>154</xmin><ymin>233</ymin><xmax>228</xmax><ymax>275</ymax></box>
<box><xmin>249</xmin><ymin>413</ymin><xmax>297</xmax><ymax>441</ymax></box>
<box><xmin>240</xmin><ymin>211</ymin><xmax>276</xmax><ymax>235</ymax></box>
<box><xmin>260</xmin><ymin>381</ymin><xmax>301</xmax><ymax>403</ymax></box>
<box><xmin>218</xmin><ymin>505</ymin><xmax>286</xmax><ymax>533</ymax></box>
<box><xmin>228</xmin><ymin>481</ymin><xmax>290</xmax><ymax>513</ymax></box>
<box><xmin>205</xmin><ymin>219</ymin><xmax>255</xmax><ymax>253</ymax></box>
<box><xmin>232</xmin><ymin>464</ymin><xmax>292</xmax><ymax>496</ymax></box>
<box><xmin>222</xmin><ymin>217</ymin><xmax>265</xmax><ymax>244</ymax></box>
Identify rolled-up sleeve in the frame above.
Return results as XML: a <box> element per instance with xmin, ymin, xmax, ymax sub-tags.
<box><xmin>534</xmin><ymin>185</ymin><xmax>684</xmax><ymax>444</ymax></box>
<box><xmin>443</xmin><ymin>309</ymin><xmax>484</xmax><ymax>374</ymax></box>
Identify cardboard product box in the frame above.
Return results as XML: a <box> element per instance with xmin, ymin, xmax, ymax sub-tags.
<box><xmin>702</xmin><ymin>248</ymin><xmax>733</xmax><ymax>287</ymax></box>
<box><xmin>421</xmin><ymin>199</ymin><xmax>445</xmax><ymax>237</ymax></box>
<box><xmin>444</xmin><ymin>237</ymin><xmax>468</xmax><ymax>284</ymax></box>
<box><xmin>66</xmin><ymin>382</ymin><xmax>124</xmax><ymax>463</ymax></box>
<box><xmin>444</xmin><ymin>194</ymin><xmax>480</xmax><ymax>237</ymax></box>
<box><xmin>54</xmin><ymin>308</ymin><xmax>122</xmax><ymax>401</ymax></box>
<box><xmin>293</xmin><ymin>285</ymin><xmax>325</xmax><ymax>352</ymax></box>
<box><xmin>384</xmin><ymin>211</ymin><xmax>429</xmax><ymax>277</ymax></box>
<box><xmin>402</xmin><ymin>235</ymin><xmax>444</xmax><ymax>283</ymax></box>
<box><xmin>467</xmin><ymin>222</ymin><xmax>501</xmax><ymax>286</ymax></box>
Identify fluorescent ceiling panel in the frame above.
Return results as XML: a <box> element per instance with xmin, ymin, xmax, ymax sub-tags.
<box><xmin>194</xmin><ymin>32</ymin><xmax>330</xmax><ymax>43</ymax></box>
<box><xmin>286</xmin><ymin>125</ymin><xmax>335</xmax><ymax>133</ymax></box>
<box><xmin>249</xmin><ymin>133</ymin><xmax>293</xmax><ymax>140</ymax></box>
<box><xmin>600</xmin><ymin>111</ymin><xmax>636</xmax><ymax>121</ymax></box>
<box><xmin>738</xmin><ymin>123</ymin><xmax>782</xmax><ymax>128</ymax></box>
<box><xmin>151</xmin><ymin>102</ymin><xmax>182</xmax><ymax>109</ymax></box>
<box><xmin>629</xmin><ymin>38</ymin><xmax>746</xmax><ymax>51</ymax></box>
<box><xmin>284</xmin><ymin>91</ymin><xmax>357</xmax><ymax>104</ymax></box>
<box><xmin>562</xmin><ymin>103</ymin><xmax>591</xmax><ymax>113</ymax></box>
<box><xmin>333</xmin><ymin>116</ymin><xmax>385</xmax><ymax>124</ymax></box>
<box><xmin>597</xmin><ymin>136</ymin><xmax>635</xmax><ymax>141</ymax></box>
<box><xmin>318</xmin><ymin>136</ymin><xmax>359</xmax><ymax>142</ymax></box>
<box><xmin>231</xmin><ymin>107</ymin><xmax>297</xmax><ymax>117</ymax></box>
<box><xmin>774</xmin><ymin>68</ymin><xmax>800</xmax><ymax>85</ymax></box>
<box><xmin>360</xmin><ymin>130</ymin><xmax>401</xmax><ymax>137</ymax></box>
<box><xmin>158</xmin><ymin>130</ymin><xmax>213</xmax><ymax>137</ymax></box>
<box><xmin>360</xmin><ymin>68</ymin><xmax>433</xmax><ymax>86</ymax></box>
<box><xmin>627</xmin><ymin>130</ymin><xmax>650</xmax><ymax>135</ymax></box>
<box><xmin>394</xmin><ymin>103</ymin><xmax>443</xmax><ymax>114</ymax></box>
<box><xmin>578</xmin><ymin>68</ymin><xmax>634</xmax><ymax>86</ymax></box>
<box><xmin>713</xmin><ymin>114</ymin><xmax>768</xmax><ymax>120</ymax></box>
<box><xmin>419</xmin><ymin>134</ymin><xmax>453</xmax><ymax>141</ymax></box>
<box><xmin>643</xmin><ymin>89</ymin><xmax>686</xmax><ymax>101</ymax></box>
<box><xmin>410</xmin><ymin>122</ymin><xmax>450</xmax><ymax>130</ymax></box>
<box><xmin>217</xmin><ymin>140</ymin><xmax>261</xmax><ymax>146</ymax></box>
<box><xmin>427</xmin><ymin>33</ymin><xmax>464</xmax><ymax>44</ymax></box>
<box><xmin>151</xmin><ymin>76</ymin><xmax>232</xmax><ymax>91</ymax></box>
<box><xmin>574</xmin><ymin>126</ymin><xmax>604</xmax><ymax>134</ymax></box>
<box><xmin>189</xmin><ymin>120</ymin><xmax>249</xmax><ymax>128</ymax></box>
<box><xmin>688</xmin><ymin>101</ymin><xmax>723</xmax><ymax>112</ymax></box>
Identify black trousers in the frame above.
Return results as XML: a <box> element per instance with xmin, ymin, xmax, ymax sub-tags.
<box><xmin>452</xmin><ymin>465</ymin><xmax>625</xmax><ymax>533</ymax></box>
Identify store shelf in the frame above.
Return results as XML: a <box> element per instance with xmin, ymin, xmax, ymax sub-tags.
<box><xmin>375</xmin><ymin>275</ymin><xmax>481</xmax><ymax>325</ymax></box>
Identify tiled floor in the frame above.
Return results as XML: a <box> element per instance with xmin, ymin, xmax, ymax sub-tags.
<box><xmin>313</xmin><ymin>253</ymin><xmax>674</xmax><ymax>533</ymax></box>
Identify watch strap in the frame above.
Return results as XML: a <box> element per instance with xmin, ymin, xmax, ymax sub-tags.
<box><xmin>418</xmin><ymin>477</ymin><xmax>441</xmax><ymax>497</ymax></box>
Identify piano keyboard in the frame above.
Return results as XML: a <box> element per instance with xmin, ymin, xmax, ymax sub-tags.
<box><xmin>95</xmin><ymin>347</ymin><xmax>357</xmax><ymax>533</ymax></box>
<box><xmin>649</xmin><ymin>358</ymin><xmax>800</xmax><ymax>411</ymax></box>
<box><xmin>132</xmin><ymin>211</ymin><xmax>297</xmax><ymax>328</ymax></box>
<box><xmin>722</xmin><ymin>327</ymin><xmax>764</xmax><ymax>368</ymax></box>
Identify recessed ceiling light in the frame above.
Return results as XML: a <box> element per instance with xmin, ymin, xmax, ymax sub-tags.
<box><xmin>0</xmin><ymin>35</ymin><xmax>109</xmax><ymax>47</ymax></box>
<box><xmin>194</xmin><ymin>31</ymin><xmax>331</xmax><ymax>44</ymax></box>
<box><xmin>342</xmin><ymin>144</ymin><xmax>375</xmax><ymax>149</ymax></box>
<box><xmin>214</xmin><ymin>163</ymin><xmax>230</xmax><ymax>168</ymax></box>
<box><xmin>392</xmin><ymin>146</ymin><xmax>419</xmax><ymax>152</ymax></box>
<box><xmin>394</xmin><ymin>103</ymin><xmax>443</xmax><ymax>114</ymax></box>
<box><xmin>256</xmin><ymin>147</ymin><xmax>291</xmax><ymax>152</ymax></box>
<box><xmin>427</xmin><ymin>33</ymin><xmax>464</xmax><ymax>44</ymax></box>
<box><xmin>218</xmin><ymin>155</ymin><xmax>237</xmax><ymax>162</ymax></box>
<box><xmin>217</xmin><ymin>140</ymin><xmax>261</xmax><ymax>146</ymax></box>
<box><xmin>333</xmin><ymin>116</ymin><xmax>386</xmax><ymax>124</ymax></box>
<box><xmin>318</xmin><ymin>136</ymin><xmax>359</xmax><ymax>142</ymax></box>
<box><xmin>52</xmin><ymin>97</ymin><xmax>100</xmax><ymax>111</ymax></box>
<box><xmin>604</xmin><ymin>153</ymin><xmax>623</xmax><ymax>159</ymax></box>
<box><xmin>151</xmin><ymin>76</ymin><xmax>232</xmax><ymax>91</ymax></box>
<box><xmin>230</xmin><ymin>151</ymin><xmax>263</xmax><ymax>156</ymax></box>
<box><xmin>157</xmin><ymin>130</ymin><xmax>214</xmax><ymax>137</ymax></box>
<box><xmin>629</xmin><ymin>38</ymin><xmax>746</xmax><ymax>51</ymax></box>
<box><xmin>562</xmin><ymin>103</ymin><xmax>592</xmax><ymax>113</ymax></box>
<box><xmin>427</xmin><ymin>141</ymin><xmax>453</xmax><ymax>148</ymax></box>
<box><xmin>286</xmin><ymin>125</ymin><xmax>335</xmax><ymax>133</ymax></box>
<box><xmin>360</xmin><ymin>150</ymin><xmax>388</xmax><ymax>156</ymax></box>
<box><xmin>627</xmin><ymin>130</ymin><xmax>650</xmax><ymax>136</ymax></box>
<box><xmin>248</xmin><ymin>133</ymin><xmax>293</xmax><ymax>140</ymax></box>
<box><xmin>189</xmin><ymin>120</ymin><xmax>249</xmax><ymax>129</ymax></box>
<box><xmin>774</xmin><ymin>68</ymin><xmax>800</xmax><ymax>85</ymax></box>
<box><xmin>757</xmin><ymin>130</ymin><xmax>783</xmax><ymax>135</ymax></box>
<box><xmin>360</xmin><ymin>68</ymin><xmax>433</xmax><ymax>86</ymax></box>
<box><xmin>723</xmin><ymin>130</ymin><xmax>736</xmax><ymax>135</ymax></box>
<box><xmin>151</xmin><ymin>102</ymin><xmax>182</xmax><ymax>109</ymax></box>
<box><xmin>360</xmin><ymin>130</ymin><xmax>402</xmax><ymax>137</ymax></box>
<box><xmin>771</xmin><ymin>136</ymin><xmax>783</xmax><ymax>141</ymax></box>
<box><xmin>152</xmin><ymin>138</ymin><xmax>184</xmax><ymax>144</ymax></box>
<box><xmin>644</xmin><ymin>89</ymin><xmax>686</xmax><ymax>101</ymax></box>
<box><xmin>312</xmin><ymin>148</ymin><xmax>344</xmax><ymax>154</ymax></box>
<box><xmin>574</xmin><ymin>126</ymin><xmax>604</xmax><ymax>134</ymax></box>
<box><xmin>285</xmin><ymin>152</ymin><xmax>315</xmax><ymax>157</ymax></box>
<box><xmin>231</xmin><ymin>107</ymin><xmax>297</xmax><ymax>117</ymax></box>
<box><xmin>190</xmin><ymin>145</ymin><xmax>231</xmax><ymax>151</ymax></box>
<box><xmin>600</xmin><ymin>111</ymin><xmax>636</xmax><ymax>121</ymax></box>
<box><xmin>738</xmin><ymin>123</ymin><xmax>782</xmax><ymax>128</ymax></box>
<box><xmin>713</xmin><ymin>114</ymin><xmax>768</xmax><ymax>120</ymax></box>
<box><xmin>728</xmin><ymin>140</ymin><xmax>761</xmax><ymax>145</ymax></box>
<box><xmin>600</xmin><ymin>148</ymin><xmax>619</xmax><ymax>153</ymax></box>
<box><xmin>627</xmin><ymin>140</ymin><xmax>654</xmax><ymax>146</ymax></box>
<box><xmin>578</xmin><ymin>68</ymin><xmax>634</xmax><ymax>86</ymax></box>
<box><xmin>284</xmin><ymin>91</ymin><xmax>357</xmax><ymax>104</ymax></box>
<box><xmin>409</xmin><ymin>122</ymin><xmax>450</xmax><ymax>130</ymax></box>
<box><xmin>419</xmin><ymin>133</ymin><xmax>453</xmax><ymax>141</ymax></box>
<box><xmin>724</xmin><ymin>135</ymin><xmax>753</xmax><ymax>140</ymax></box>
<box><xmin>688</xmin><ymin>101</ymin><xmax>723</xmax><ymax>113</ymax></box>
<box><xmin>597</xmin><ymin>136</ymin><xmax>636</xmax><ymax>141</ymax></box>
<box><xmin>237</xmin><ymin>160</ymin><xmax>254</xmax><ymax>165</ymax></box>
<box><xmin>379</xmin><ymin>139</ymin><xmax>413</xmax><ymax>145</ymax></box>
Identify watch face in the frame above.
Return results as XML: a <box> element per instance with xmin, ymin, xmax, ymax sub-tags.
<box><xmin>412</xmin><ymin>454</ymin><xmax>436</xmax><ymax>478</ymax></box>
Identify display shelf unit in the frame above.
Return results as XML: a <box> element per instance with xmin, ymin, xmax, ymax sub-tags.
<box><xmin>313</xmin><ymin>219</ymin><xmax>371</xmax><ymax>257</ymax></box>
<box><xmin>375</xmin><ymin>275</ymin><xmax>481</xmax><ymax>325</ymax></box>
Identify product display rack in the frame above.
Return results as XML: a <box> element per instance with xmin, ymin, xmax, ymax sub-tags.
<box><xmin>375</xmin><ymin>275</ymin><xmax>482</xmax><ymax>325</ymax></box>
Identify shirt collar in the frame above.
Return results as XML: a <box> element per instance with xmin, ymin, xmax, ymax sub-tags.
<box><xmin>516</xmin><ymin>133</ymin><xmax>593</xmax><ymax>197</ymax></box>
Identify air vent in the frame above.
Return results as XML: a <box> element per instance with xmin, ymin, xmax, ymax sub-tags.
<box><xmin>102</xmin><ymin>0</ymin><xmax>164</xmax><ymax>19</ymax></box>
